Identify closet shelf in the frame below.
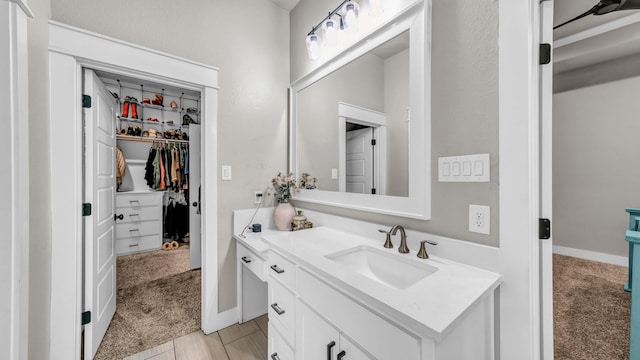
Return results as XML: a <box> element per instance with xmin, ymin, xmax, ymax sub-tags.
<box><xmin>116</xmin><ymin>135</ymin><xmax>190</xmax><ymax>144</ymax></box>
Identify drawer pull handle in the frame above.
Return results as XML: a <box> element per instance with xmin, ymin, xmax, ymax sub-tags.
<box><xmin>129</xmin><ymin>229</ymin><xmax>140</xmax><ymax>232</ymax></box>
<box><xmin>128</xmin><ymin>244</ymin><xmax>139</xmax><ymax>248</ymax></box>
<box><xmin>327</xmin><ymin>341</ymin><xmax>335</xmax><ymax>360</ymax></box>
<box><xmin>241</xmin><ymin>256</ymin><xmax>251</xmax><ymax>263</ymax></box>
<box><xmin>270</xmin><ymin>303</ymin><xmax>285</xmax><ymax>315</ymax></box>
<box><xmin>337</xmin><ymin>350</ymin><xmax>346</xmax><ymax>360</ymax></box>
<box><xmin>270</xmin><ymin>265</ymin><xmax>284</xmax><ymax>274</ymax></box>
<box><xmin>129</xmin><ymin>213</ymin><xmax>140</xmax><ymax>217</ymax></box>
<box><xmin>114</xmin><ymin>214</ymin><xmax>124</xmax><ymax>221</ymax></box>
<box><xmin>129</xmin><ymin>200</ymin><xmax>141</xmax><ymax>205</ymax></box>
<box><xmin>271</xmin><ymin>353</ymin><xmax>280</xmax><ymax>360</ymax></box>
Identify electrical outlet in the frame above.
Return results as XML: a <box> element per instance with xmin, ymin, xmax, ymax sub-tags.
<box><xmin>469</xmin><ymin>204</ymin><xmax>490</xmax><ymax>235</ymax></box>
<box><xmin>254</xmin><ymin>191</ymin><xmax>263</xmax><ymax>204</ymax></box>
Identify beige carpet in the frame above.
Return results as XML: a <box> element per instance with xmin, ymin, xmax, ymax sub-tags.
<box><xmin>554</xmin><ymin>254</ymin><xmax>631</xmax><ymax>360</ymax></box>
<box><xmin>95</xmin><ymin>247</ymin><xmax>200</xmax><ymax>360</ymax></box>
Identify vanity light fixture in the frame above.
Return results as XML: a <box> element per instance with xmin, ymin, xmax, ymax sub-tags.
<box><xmin>341</xmin><ymin>1</ymin><xmax>361</xmax><ymax>32</ymax></box>
<box><xmin>306</xmin><ymin>33</ymin><xmax>321</xmax><ymax>60</ymax></box>
<box><xmin>306</xmin><ymin>0</ymin><xmax>377</xmax><ymax>60</ymax></box>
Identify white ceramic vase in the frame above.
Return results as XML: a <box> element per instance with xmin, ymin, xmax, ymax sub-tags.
<box><xmin>274</xmin><ymin>202</ymin><xmax>296</xmax><ymax>230</ymax></box>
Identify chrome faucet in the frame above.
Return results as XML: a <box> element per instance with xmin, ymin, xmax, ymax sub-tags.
<box><xmin>390</xmin><ymin>225</ymin><xmax>410</xmax><ymax>254</ymax></box>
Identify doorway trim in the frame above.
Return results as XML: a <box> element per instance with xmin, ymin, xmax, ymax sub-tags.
<box><xmin>337</xmin><ymin>102</ymin><xmax>387</xmax><ymax>194</ymax></box>
<box><xmin>48</xmin><ymin>21</ymin><xmax>227</xmax><ymax>360</ymax></box>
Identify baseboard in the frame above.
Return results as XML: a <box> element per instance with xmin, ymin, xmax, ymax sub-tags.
<box><xmin>553</xmin><ymin>245</ymin><xmax>628</xmax><ymax>267</ymax></box>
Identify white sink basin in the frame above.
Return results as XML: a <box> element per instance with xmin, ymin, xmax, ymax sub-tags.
<box><xmin>325</xmin><ymin>245</ymin><xmax>438</xmax><ymax>290</ymax></box>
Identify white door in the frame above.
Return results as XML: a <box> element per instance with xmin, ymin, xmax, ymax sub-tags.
<box><xmin>539</xmin><ymin>1</ymin><xmax>554</xmax><ymax>358</ymax></box>
<box><xmin>83</xmin><ymin>69</ymin><xmax>117</xmax><ymax>359</ymax></box>
<box><xmin>189</xmin><ymin>124</ymin><xmax>202</xmax><ymax>269</ymax></box>
<box><xmin>346</xmin><ymin>128</ymin><xmax>374</xmax><ymax>194</ymax></box>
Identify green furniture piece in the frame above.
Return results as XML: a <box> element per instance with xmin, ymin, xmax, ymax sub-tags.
<box><xmin>625</xmin><ymin>208</ymin><xmax>640</xmax><ymax>359</ymax></box>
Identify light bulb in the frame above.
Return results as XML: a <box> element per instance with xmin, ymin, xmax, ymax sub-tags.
<box><xmin>306</xmin><ymin>34</ymin><xmax>321</xmax><ymax>60</ymax></box>
<box><xmin>341</xmin><ymin>1</ymin><xmax>360</xmax><ymax>33</ymax></box>
<box><xmin>323</xmin><ymin>18</ymin><xmax>339</xmax><ymax>47</ymax></box>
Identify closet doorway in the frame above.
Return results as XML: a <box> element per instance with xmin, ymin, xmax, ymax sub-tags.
<box><xmin>83</xmin><ymin>68</ymin><xmax>204</xmax><ymax>359</ymax></box>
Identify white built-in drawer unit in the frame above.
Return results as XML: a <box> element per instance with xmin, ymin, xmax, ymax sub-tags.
<box><xmin>115</xmin><ymin>192</ymin><xmax>163</xmax><ymax>255</ymax></box>
<box><xmin>268</xmin><ymin>270</ymin><xmax>296</xmax><ymax>347</ymax></box>
<box><xmin>268</xmin><ymin>323</ymin><xmax>294</xmax><ymax>360</ymax></box>
<box><xmin>238</xmin><ymin>242</ymin><xmax>266</xmax><ymax>281</ymax></box>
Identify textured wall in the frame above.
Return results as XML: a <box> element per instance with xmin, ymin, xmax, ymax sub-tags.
<box><xmin>290</xmin><ymin>0</ymin><xmax>500</xmax><ymax>246</ymax></box>
<box><xmin>553</xmin><ymin>76</ymin><xmax>640</xmax><ymax>257</ymax></box>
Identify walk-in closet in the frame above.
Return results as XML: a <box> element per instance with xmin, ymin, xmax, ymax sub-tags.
<box><xmin>86</xmin><ymin>69</ymin><xmax>203</xmax><ymax>359</ymax></box>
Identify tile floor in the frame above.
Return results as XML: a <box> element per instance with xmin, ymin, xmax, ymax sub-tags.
<box><xmin>123</xmin><ymin>315</ymin><xmax>269</xmax><ymax>360</ymax></box>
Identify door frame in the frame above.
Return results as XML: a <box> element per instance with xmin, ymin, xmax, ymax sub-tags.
<box><xmin>337</xmin><ymin>102</ymin><xmax>387</xmax><ymax>195</ymax></box>
<box><xmin>1</xmin><ymin>1</ymin><xmax>32</xmax><ymax>360</ymax></box>
<box><xmin>48</xmin><ymin>21</ymin><xmax>231</xmax><ymax>360</ymax></box>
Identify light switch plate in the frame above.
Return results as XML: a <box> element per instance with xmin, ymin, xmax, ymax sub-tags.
<box><xmin>221</xmin><ymin>165</ymin><xmax>232</xmax><ymax>180</ymax></box>
<box><xmin>469</xmin><ymin>204</ymin><xmax>490</xmax><ymax>235</ymax></box>
<box><xmin>439</xmin><ymin>154</ymin><xmax>490</xmax><ymax>182</ymax></box>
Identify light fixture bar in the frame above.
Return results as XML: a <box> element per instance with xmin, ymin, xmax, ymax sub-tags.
<box><xmin>307</xmin><ymin>0</ymin><xmax>351</xmax><ymax>36</ymax></box>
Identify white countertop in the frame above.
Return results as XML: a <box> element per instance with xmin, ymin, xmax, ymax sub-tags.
<box><xmin>262</xmin><ymin>226</ymin><xmax>502</xmax><ymax>340</ymax></box>
<box><xmin>233</xmin><ymin>229</ymin><xmax>282</xmax><ymax>257</ymax></box>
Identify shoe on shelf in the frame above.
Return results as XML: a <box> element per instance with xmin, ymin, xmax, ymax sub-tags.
<box><xmin>152</xmin><ymin>94</ymin><xmax>164</xmax><ymax>106</ymax></box>
<box><xmin>170</xmin><ymin>100</ymin><xmax>178</xmax><ymax>109</ymax></box>
<box><xmin>131</xmin><ymin>103</ymin><xmax>138</xmax><ymax>119</ymax></box>
<box><xmin>143</xmin><ymin>98</ymin><xmax>151</xmax><ymax>104</ymax></box>
<box><xmin>121</xmin><ymin>101</ymin><xmax>129</xmax><ymax>118</ymax></box>
<box><xmin>186</xmin><ymin>107</ymin><xmax>198</xmax><ymax>114</ymax></box>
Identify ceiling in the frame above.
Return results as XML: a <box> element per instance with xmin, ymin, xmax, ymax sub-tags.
<box><xmin>269</xmin><ymin>0</ymin><xmax>301</xmax><ymax>11</ymax></box>
<box><xmin>554</xmin><ymin>0</ymin><xmax>640</xmax><ymax>74</ymax></box>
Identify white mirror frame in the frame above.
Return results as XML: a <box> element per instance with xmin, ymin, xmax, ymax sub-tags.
<box><xmin>289</xmin><ymin>1</ymin><xmax>431</xmax><ymax>219</ymax></box>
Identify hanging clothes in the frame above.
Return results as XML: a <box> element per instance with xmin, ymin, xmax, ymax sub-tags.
<box><xmin>145</xmin><ymin>147</ymin><xmax>157</xmax><ymax>188</ymax></box>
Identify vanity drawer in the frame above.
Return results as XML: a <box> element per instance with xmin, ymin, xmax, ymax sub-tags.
<box><xmin>268</xmin><ymin>323</ymin><xmax>294</xmax><ymax>360</ymax></box>
<box><xmin>115</xmin><ymin>220</ymin><xmax>161</xmax><ymax>239</ymax></box>
<box><xmin>238</xmin><ymin>242</ymin><xmax>266</xmax><ymax>281</ymax></box>
<box><xmin>115</xmin><ymin>234</ymin><xmax>161</xmax><ymax>255</ymax></box>
<box><xmin>114</xmin><ymin>205</ymin><xmax>160</xmax><ymax>224</ymax></box>
<box><xmin>268</xmin><ymin>250</ymin><xmax>296</xmax><ymax>290</ymax></box>
<box><xmin>268</xmin><ymin>276</ymin><xmax>295</xmax><ymax>346</ymax></box>
<box><xmin>116</xmin><ymin>193</ymin><xmax>162</xmax><ymax>208</ymax></box>
<box><xmin>297</xmin><ymin>268</ymin><xmax>420</xmax><ymax>360</ymax></box>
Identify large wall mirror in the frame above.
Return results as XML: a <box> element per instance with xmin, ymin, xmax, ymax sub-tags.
<box><xmin>290</xmin><ymin>1</ymin><xmax>430</xmax><ymax>219</ymax></box>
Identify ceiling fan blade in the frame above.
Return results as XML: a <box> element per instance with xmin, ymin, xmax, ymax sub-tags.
<box><xmin>554</xmin><ymin>5</ymin><xmax>600</xmax><ymax>29</ymax></box>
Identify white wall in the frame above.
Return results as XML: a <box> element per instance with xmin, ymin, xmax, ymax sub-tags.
<box><xmin>290</xmin><ymin>0</ymin><xmax>500</xmax><ymax>246</ymax></box>
<box><xmin>553</xmin><ymin>76</ymin><xmax>640</xmax><ymax>257</ymax></box>
<box><xmin>26</xmin><ymin>1</ymin><xmax>289</xmax><ymax>357</ymax></box>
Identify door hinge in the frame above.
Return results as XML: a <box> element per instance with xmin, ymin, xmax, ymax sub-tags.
<box><xmin>81</xmin><ymin>311</ymin><xmax>91</xmax><ymax>325</ymax></box>
<box><xmin>539</xmin><ymin>218</ymin><xmax>551</xmax><ymax>239</ymax></box>
<box><xmin>82</xmin><ymin>95</ymin><xmax>92</xmax><ymax>108</ymax></box>
<box><xmin>82</xmin><ymin>203</ymin><xmax>92</xmax><ymax>216</ymax></box>
<box><xmin>371</xmin><ymin>188</ymin><xmax>376</xmax><ymax>194</ymax></box>
<box><xmin>539</xmin><ymin>44</ymin><xmax>551</xmax><ymax>65</ymax></box>
<box><xmin>371</xmin><ymin>139</ymin><xmax>377</xmax><ymax>146</ymax></box>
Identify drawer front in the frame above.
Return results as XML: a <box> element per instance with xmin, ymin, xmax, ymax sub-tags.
<box><xmin>115</xmin><ymin>234</ymin><xmax>161</xmax><ymax>255</ymax></box>
<box><xmin>297</xmin><ymin>268</ymin><xmax>420</xmax><ymax>360</ymax></box>
<box><xmin>268</xmin><ymin>276</ymin><xmax>295</xmax><ymax>346</ymax></box>
<box><xmin>115</xmin><ymin>220</ymin><xmax>161</xmax><ymax>239</ymax></box>
<box><xmin>268</xmin><ymin>251</ymin><xmax>296</xmax><ymax>290</ymax></box>
<box><xmin>238</xmin><ymin>242</ymin><xmax>266</xmax><ymax>281</ymax></box>
<box><xmin>115</xmin><ymin>205</ymin><xmax>160</xmax><ymax>224</ymax></box>
<box><xmin>116</xmin><ymin>193</ymin><xmax>162</xmax><ymax>208</ymax></box>
<box><xmin>268</xmin><ymin>323</ymin><xmax>294</xmax><ymax>360</ymax></box>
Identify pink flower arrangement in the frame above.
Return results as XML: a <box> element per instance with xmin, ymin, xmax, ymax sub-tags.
<box><xmin>271</xmin><ymin>172</ymin><xmax>296</xmax><ymax>203</ymax></box>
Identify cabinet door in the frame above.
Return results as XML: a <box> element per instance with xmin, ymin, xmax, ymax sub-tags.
<box><xmin>296</xmin><ymin>301</ymin><xmax>340</xmax><ymax>360</ymax></box>
<box><xmin>338</xmin><ymin>336</ymin><xmax>374</xmax><ymax>360</ymax></box>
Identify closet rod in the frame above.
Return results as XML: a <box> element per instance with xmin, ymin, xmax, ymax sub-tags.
<box><xmin>116</xmin><ymin>135</ymin><xmax>189</xmax><ymax>144</ymax></box>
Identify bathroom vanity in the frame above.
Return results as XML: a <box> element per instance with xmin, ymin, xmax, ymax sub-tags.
<box><xmin>262</xmin><ymin>227</ymin><xmax>502</xmax><ymax>360</ymax></box>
